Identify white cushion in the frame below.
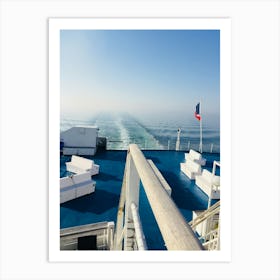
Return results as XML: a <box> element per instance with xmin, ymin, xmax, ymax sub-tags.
<box><xmin>71</xmin><ymin>155</ymin><xmax>93</xmax><ymax>170</ymax></box>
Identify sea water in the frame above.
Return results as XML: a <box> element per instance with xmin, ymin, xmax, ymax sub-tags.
<box><xmin>60</xmin><ymin>112</ymin><xmax>220</xmax><ymax>153</ymax></box>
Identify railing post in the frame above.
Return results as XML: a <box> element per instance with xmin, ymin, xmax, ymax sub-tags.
<box><xmin>113</xmin><ymin>154</ymin><xmax>128</xmax><ymax>250</ymax></box>
<box><xmin>175</xmin><ymin>128</ymin><xmax>181</xmax><ymax>151</ymax></box>
<box><xmin>212</xmin><ymin>160</ymin><xmax>220</xmax><ymax>175</ymax></box>
<box><xmin>124</xmin><ymin>151</ymin><xmax>140</xmax><ymax>250</ymax></box>
<box><xmin>131</xmin><ymin>203</ymin><xmax>147</xmax><ymax>250</ymax></box>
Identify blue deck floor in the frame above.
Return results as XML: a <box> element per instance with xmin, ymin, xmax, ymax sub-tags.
<box><xmin>60</xmin><ymin>149</ymin><xmax>220</xmax><ymax>250</ymax></box>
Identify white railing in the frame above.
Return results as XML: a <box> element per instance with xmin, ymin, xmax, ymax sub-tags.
<box><xmin>189</xmin><ymin>201</ymin><xmax>220</xmax><ymax>250</ymax></box>
<box><xmin>113</xmin><ymin>144</ymin><xmax>203</xmax><ymax>251</ymax></box>
<box><xmin>212</xmin><ymin>160</ymin><xmax>220</xmax><ymax>175</ymax></box>
<box><xmin>200</xmin><ymin>228</ymin><xmax>220</xmax><ymax>250</ymax></box>
<box><xmin>107</xmin><ymin>139</ymin><xmax>220</xmax><ymax>153</ymax></box>
<box><xmin>130</xmin><ymin>202</ymin><xmax>147</xmax><ymax>250</ymax></box>
<box><xmin>189</xmin><ymin>201</ymin><xmax>220</xmax><ymax>229</ymax></box>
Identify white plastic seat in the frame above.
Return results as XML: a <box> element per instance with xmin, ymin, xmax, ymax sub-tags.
<box><xmin>180</xmin><ymin>158</ymin><xmax>202</xmax><ymax>180</ymax></box>
<box><xmin>60</xmin><ymin>172</ymin><xmax>96</xmax><ymax>204</ymax></box>
<box><xmin>195</xmin><ymin>169</ymin><xmax>220</xmax><ymax>199</ymax></box>
<box><xmin>185</xmin><ymin>149</ymin><xmax>206</xmax><ymax>166</ymax></box>
<box><xmin>66</xmin><ymin>155</ymin><xmax>100</xmax><ymax>176</ymax></box>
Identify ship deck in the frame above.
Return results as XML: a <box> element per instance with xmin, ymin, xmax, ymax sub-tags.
<box><xmin>60</xmin><ymin>149</ymin><xmax>220</xmax><ymax>250</ymax></box>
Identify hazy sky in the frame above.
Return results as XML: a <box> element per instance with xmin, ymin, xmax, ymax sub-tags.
<box><xmin>60</xmin><ymin>30</ymin><xmax>220</xmax><ymax>122</ymax></box>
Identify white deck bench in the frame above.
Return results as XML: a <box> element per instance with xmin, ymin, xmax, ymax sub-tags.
<box><xmin>180</xmin><ymin>158</ymin><xmax>202</xmax><ymax>180</ymax></box>
<box><xmin>60</xmin><ymin>172</ymin><xmax>96</xmax><ymax>204</ymax></box>
<box><xmin>195</xmin><ymin>169</ymin><xmax>220</xmax><ymax>199</ymax></box>
<box><xmin>66</xmin><ymin>155</ymin><xmax>100</xmax><ymax>176</ymax></box>
<box><xmin>185</xmin><ymin>149</ymin><xmax>206</xmax><ymax>166</ymax></box>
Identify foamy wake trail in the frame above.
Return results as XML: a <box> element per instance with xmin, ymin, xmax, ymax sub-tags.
<box><xmin>113</xmin><ymin>116</ymin><xmax>164</xmax><ymax>150</ymax></box>
<box><xmin>115</xmin><ymin>118</ymin><xmax>130</xmax><ymax>150</ymax></box>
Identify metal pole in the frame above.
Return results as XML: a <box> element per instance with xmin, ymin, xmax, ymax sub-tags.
<box><xmin>175</xmin><ymin>128</ymin><xmax>181</xmax><ymax>151</ymax></box>
<box><xmin>124</xmin><ymin>151</ymin><xmax>140</xmax><ymax>250</ymax></box>
<box><xmin>113</xmin><ymin>154</ymin><xmax>129</xmax><ymax>250</ymax></box>
<box><xmin>131</xmin><ymin>203</ymin><xmax>147</xmax><ymax>250</ymax></box>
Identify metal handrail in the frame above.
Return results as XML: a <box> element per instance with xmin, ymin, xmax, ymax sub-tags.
<box><xmin>106</xmin><ymin>139</ymin><xmax>220</xmax><ymax>153</ymax></box>
<box><xmin>128</xmin><ymin>144</ymin><xmax>203</xmax><ymax>250</ymax></box>
<box><xmin>189</xmin><ymin>200</ymin><xmax>220</xmax><ymax>229</ymax></box>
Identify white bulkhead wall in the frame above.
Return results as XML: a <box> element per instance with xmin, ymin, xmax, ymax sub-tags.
<box><xmin>61</xmin><ymin>126</ymin><xmax>98</xmax><ymax>148</ymax></box>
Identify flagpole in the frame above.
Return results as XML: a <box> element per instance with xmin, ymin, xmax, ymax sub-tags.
<box><xmin>200</xmin><ymin>100</ymin><xmax>203</xmax><ymax>153</ymax></box>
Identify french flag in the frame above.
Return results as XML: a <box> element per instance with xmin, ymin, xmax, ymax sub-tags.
<box><xmin>195</xmin><ymin>103</ymin><xmax>201</xmax><ymax>121</ymax></box>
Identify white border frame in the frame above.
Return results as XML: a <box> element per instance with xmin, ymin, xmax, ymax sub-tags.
<box><xmin>49</xmin><ymin>18</ymin><xmax>231</xmax><ymax>262</ymax></box>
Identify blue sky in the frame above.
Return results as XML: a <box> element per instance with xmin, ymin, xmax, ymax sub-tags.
<box><xmin>60</xmin><ymin>30</ymin><xmax>220</xmax><ymax>123</ymax></box>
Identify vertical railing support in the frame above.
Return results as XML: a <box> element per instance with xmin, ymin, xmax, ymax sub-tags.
<box><xmin>175</xmin><ymin>128</ymin><xmax>181</xmax><ymax>151</ymax></box>
<box><xmin>113</xmin><ymin>154</ymin><xmax>128</xmax><ymax>250</ymax></box>
<box><xmin>212</xmin><ymin>160</ymin><xmax>220</xmax><ymax>175</ymax></box>
<box><xmin>131</xmin><ymin>203</ymin><xmax>147</xmax><ymax>250</ymax></box>
<box><xmin>124</xmin><ymin>151</ymin><xmax>140</xmax><ymax>250</ymax></box>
